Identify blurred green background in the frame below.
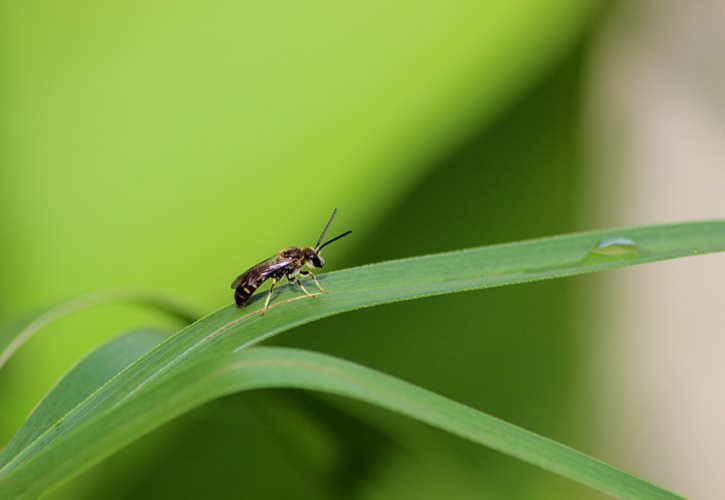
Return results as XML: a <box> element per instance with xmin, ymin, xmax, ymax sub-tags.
<box><xmin>4</xmin><ymin>1</ymin><xmax>722</xmax><ymax>498</ymax></box>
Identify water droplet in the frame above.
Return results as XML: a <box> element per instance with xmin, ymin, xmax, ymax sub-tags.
<box><xmin>586</xmin><ymin>237</ymin><xmax>640</xmax><ymax>263</ymax></box>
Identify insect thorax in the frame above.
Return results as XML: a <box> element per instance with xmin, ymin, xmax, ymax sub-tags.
<box><xmin>280</xmin><ymin>247</ymin><xmax>304</xmax><ymax>259</ymax></box>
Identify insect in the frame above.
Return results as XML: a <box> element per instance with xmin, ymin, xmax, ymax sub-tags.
<box><xmin>231</xmin><ymin>209</ymin><xmax>352</xmax><ymax>315</ymax></box>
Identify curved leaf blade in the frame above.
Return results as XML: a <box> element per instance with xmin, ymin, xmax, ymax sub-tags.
<box><xmin>2</xmin><ymin>221</ymin><xmax>722</xmax><ymax>496</ymax></box>
<box><xmin>0</xmin><ymin>347</ymin><xmax>681</xmax><ymax>499</ymax></box>
<box><xmin>0</xmin><ymin>329</ymin><xmax>168</xmax><ymax>468</ymax></box>
<box><xmin>0</xmin><ymin>290</ymin><xmax>200</xmax><ymax>372</ymax></box>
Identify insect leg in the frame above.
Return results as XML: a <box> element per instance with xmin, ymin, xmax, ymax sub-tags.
<box><xmin>301</xmin><ymin>270</ymin><xmax>327</xmax><ymax>293</ymax></box>
<box><xmin>286</xmin><ymin>273</ymin><xmax>314</xmax><ymax>298</ymax></box>
<box><xmin>261</xmin><ymin>277</ymin><xmax>279</xmax><ymax>315</ymax></box>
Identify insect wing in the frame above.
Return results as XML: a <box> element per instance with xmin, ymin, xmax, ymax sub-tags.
<box><xmin>230</xmin><ymin>256</ymin><xmax>294</xmax><ymax>289</ymax></box>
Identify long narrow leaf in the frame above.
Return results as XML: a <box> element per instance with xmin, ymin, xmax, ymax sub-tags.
<box><xmin>0</xmin><ymin>330</ymin><xmax>168</xmax><ymax>467</ymax></box>
<box><xmin>0</xmin><ymin>290</ymin><xmax>200</xmax><ymax>372</ymax></box>
<box><xmin>2</xmin><ymin>221</ymin><xmax>723</xmax><ymax>496</ymax></box>
<box><xmin>0</xmin><ymin>347</ymin><xmax>681</xmax><ymax>499</ymax></box>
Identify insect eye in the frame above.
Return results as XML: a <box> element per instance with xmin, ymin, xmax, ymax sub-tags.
<box><xmin>313</xmin><ymin>255</ymin><xmax>324</xmax><ymax>268</ymax></box>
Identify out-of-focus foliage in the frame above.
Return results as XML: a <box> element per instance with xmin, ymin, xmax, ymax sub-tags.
<box><xmin>0</xmin><ymin>1</ymin><xmax>606</xmax><ymax>498</ymax></box>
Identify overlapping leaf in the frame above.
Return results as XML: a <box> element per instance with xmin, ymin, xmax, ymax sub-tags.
<box><xmin>3</xmin><ymin>221</ymin><xmax>723</xmax><ymax>498</ymax></box>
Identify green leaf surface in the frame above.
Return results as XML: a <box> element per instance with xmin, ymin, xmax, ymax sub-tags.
<box><xmin>3</xmin><ymin>220</ymin><xmax>723</xmax><ymax>497</ymax></box>
<box><xmin>0</xmin><ymin>290</ymin><xmax>199</xmax><ymax>372</ymax></box>
<box><xmin>0</xmin><ymin>329</ymin><xmax>168</xmax><ymax>469</ymax></box>
<box><xmin>3</xmin><ymin>347</ymin><xmax>682</xmax><ymax>499</ymax></box>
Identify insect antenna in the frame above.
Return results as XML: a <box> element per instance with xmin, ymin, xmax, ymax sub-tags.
<box><xmin>315</xmin><ymin>208</ymin><xmax>339</xmax><ymax>249</ymax></box>
<box><xmin>317</xmin><ymin>230</ymin><xmax>352</xmax><ymax>252</ymax></box>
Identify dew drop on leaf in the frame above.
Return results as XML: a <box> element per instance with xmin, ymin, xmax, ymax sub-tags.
<box><xmin>585</xmin><ymin>237</ymin><xmax>640</xmax><ymax>262</ymax></box>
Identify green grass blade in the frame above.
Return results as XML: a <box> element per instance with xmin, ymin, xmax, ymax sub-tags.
<box><xmin>0</xmin><ymin>329</ymin><xmax>168</xmax><ymax>468</ymax></box>
<box><xmin>0</xmin><ymin>347</ymin><xmax>682</xmax><ymax>499</ymax></box>
<box><xmin>0</xmin><ymin>290</ymin><xmax>200</xmax><ymax>372</ymax></box>
<box><xmin>2</xmin><ymin>221</ymin><xmax>722</xmax><ymax>497</ymax></box>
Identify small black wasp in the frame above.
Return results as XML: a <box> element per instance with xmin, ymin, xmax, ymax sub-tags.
<box><xmin>231</xmin><ymin>209</ymin><xmax>352</xmax><ymax>314</ymax></box>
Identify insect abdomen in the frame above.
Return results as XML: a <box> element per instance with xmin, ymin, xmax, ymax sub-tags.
<box><xmin>234</xmin><ymin>279</ymin><xmax>263</xmax><ymax>307</ymax></box>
